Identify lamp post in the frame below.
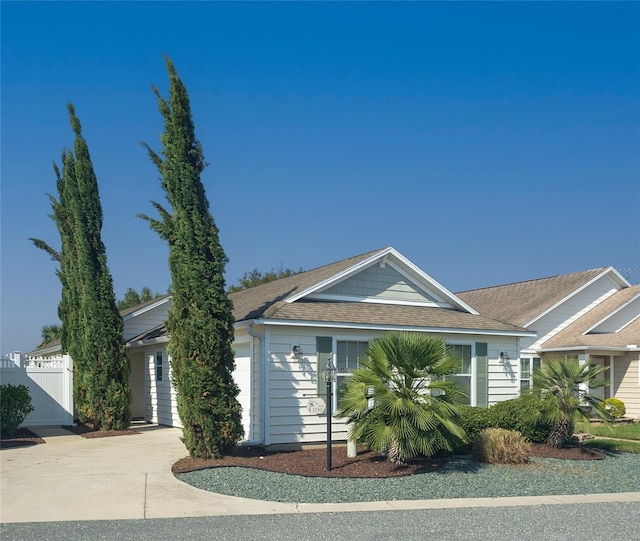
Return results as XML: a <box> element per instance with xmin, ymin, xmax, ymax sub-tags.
<box><xmin>325</xmin><ymin>357</ymin><xmax>337</xmax><ymax>471</ymax></box>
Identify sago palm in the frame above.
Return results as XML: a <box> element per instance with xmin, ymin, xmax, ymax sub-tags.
<box><xmin>336</xmin><ymin>332</ymin><xmax>468</xmax><ymax>465</ymax></box>
<box><xmin>521</xmin><ymin>357</ymin><xmax>611</xmax><ymax>448</ymax></box>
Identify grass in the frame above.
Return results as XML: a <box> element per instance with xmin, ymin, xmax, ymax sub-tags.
<box><xmin>575</xmin><ymin>420</ymin><xmax>640</xmax><ymax>441</ymax></box>
<box><xmin>575</xmin><ymin>419</ymin><xmax>640</xmax><ymax>453</ymax></box>
<box><xmin>583</xmin><ymin>438</ymin><xmax>640</xmax><ymax>454</ymax></box>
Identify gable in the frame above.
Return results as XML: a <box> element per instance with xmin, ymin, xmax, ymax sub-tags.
<box><xmin>585</xmin><ymin>295</ymin><xmax>640</xmax><ymax>335</ymax></box>
<box><xmin>317</xmin><ymin>262</ymin><xmax>440</xmax><ymax>305</ymax></box>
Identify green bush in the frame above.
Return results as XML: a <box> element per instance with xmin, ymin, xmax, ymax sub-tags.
<box><xmin>0</xmin><ymin>384</ymin><xmax>34</xmax><ymax>437</ymax></box>
<box><xmin>604</xmin><ymin>398</ymin><xmax>626</xmax><ymax>419</ymax></box>
<box><xmin>472</xmin><ymin>428</ymin><xmax>531</xmax><ymax>464</ymax></box>
<box><xmin>457</xmin><ymin>405</ymin><xmax>492</xmax><ymax>444</ymax></box>
<box><xmin>487</xmin><ymin>398</ymin><xmax>552</xmax><ymax>443</ymax></box>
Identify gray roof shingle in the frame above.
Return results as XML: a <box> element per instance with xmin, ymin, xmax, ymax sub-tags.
<box><xmin>456</xmin><ymin>268</ymin><xmax>609</xmax><ymax>327</ymax></box>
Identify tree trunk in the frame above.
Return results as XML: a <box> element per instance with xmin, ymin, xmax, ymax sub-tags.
<box><xmin>546</xmin><ymin>418</ymin><xmax>571</xmax><ymax>448</ymax></box>
<box><xmin>387</xmin><ymin>437</ymin><xmax>407</xmax><ymax>465</ymax></box>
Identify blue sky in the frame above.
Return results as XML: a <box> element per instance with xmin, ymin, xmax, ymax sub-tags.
<box><xmin>2</xmin><ymin>1</ymin><xmax>639</xmax><ymax>355</ymax></box>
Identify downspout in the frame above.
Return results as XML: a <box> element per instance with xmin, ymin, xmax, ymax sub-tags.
<box><xmin>245</xmin><ymin>323</ymin><xmax>265</xmax><ymax>446</ymax></box>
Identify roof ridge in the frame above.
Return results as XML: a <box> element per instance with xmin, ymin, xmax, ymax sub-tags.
<box><xmin>456</xmin><ymin>267</ymin><xmax>609</xmax><ymax>294</ymax></box>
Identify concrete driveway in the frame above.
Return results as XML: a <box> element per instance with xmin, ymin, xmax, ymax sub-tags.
<box><xmin>1</xmin><ymin>425</ymin><xmax>638</xmax><ymax>524</ymax></box>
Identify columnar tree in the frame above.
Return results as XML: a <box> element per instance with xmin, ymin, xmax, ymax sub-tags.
<box><xmin>140</xmin><ymin>57</ymin><xmax>243</xmax><ymax>458</ymax></box>
<box><xmin>30</xmin><ymin>104</ymin><xmax>131</xmax><ymax>430</ymax></box>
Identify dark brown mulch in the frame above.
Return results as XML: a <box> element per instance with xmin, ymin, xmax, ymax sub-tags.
<box><xmin>172</xmin><ymin>441</ymin><xmax>605</xmax><ymax>478</ymax></box>
<box><xmin>172</xmin><ymin>445</ymin><xmax>446</xmax><ymax>478</ymax></box>
<box><xmin>0</xmin><ymin>427</ymin><xmax>46</xmax><ymax>449</ymax></box>
<box><xmin>65</xmin><ymin>422</ymin><xmax>141</xmax><ymax>438</ymax></box>
<box><xmin>529</xmin><ymin>443</ymin><xmax>604</xmax><ymax>460</ymax></box>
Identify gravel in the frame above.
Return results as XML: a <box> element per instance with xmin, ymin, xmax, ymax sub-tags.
<box><xmin>176</xmin><ymin>453</ymin><xmax>640</xmax><ymax>503</ymax></box>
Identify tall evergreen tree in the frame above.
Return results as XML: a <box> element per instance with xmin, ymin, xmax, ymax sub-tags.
<box><xmin>140</xmin><ymin>57</ymin><xmax>243</xmax><ymax>458</ymax></box>
<box><xmin>31</xmin><ymin>104</ymin><xmax>131</xmax><ymax>430</ymax></box>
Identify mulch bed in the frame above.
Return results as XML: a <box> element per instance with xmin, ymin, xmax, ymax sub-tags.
<box><xmin>0</xmin><ymin>427</ymin><xmax>46</xmax><ymax>449</ymax></box>
<box><xmin>171</xmin><ymin>442</ymin><xmax>605</xmax><ymax>478</ymax></box>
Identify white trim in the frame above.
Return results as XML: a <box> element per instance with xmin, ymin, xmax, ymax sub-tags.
<box><xmin>264</xmin><ymin>327</ymin><xmax>271</xmax><ymax>446</ymax></box>
<box><xmin>524</xmin><ymin>268</ymin><xmax>629</xmax><ymax>328</ymax></box>
<box><xmin>305</xmin><ymin>293</ymin><xmax>448</xmax><ymax>308</ymax></box>
<box><xmin>537</xmin><ymin>345</ymin><xmax>640</xmax><ymax>353</ymax></box>
<box><xmin>251</xmin><ymin>318</ymin><xmax>535</xmax><ymax>337</ymax></box>
<box><xmin>582</xmin><ymin>293</ymin><xmax>640</xmax><ymax>335</ymax></box>
<box><xmin>126</xmin><ymin>336</ymin><xmax>169</xmax><ymax>348</ymax></box>
<box><xmin>122</xmin><ymin>296</ymin><xmax>171</xmax><ymax>321</ymax></box>
<box><xmin>285</xmin><ymin>249</ymin><xmax>390</xmax><ymax>303</ymax></box>
<box><xmin>284</xmin><ymin>247</ymin><xmax>479</xmax><ymax>315</ymax></box>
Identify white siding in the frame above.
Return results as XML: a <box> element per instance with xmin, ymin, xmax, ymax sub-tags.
<box><xmin>145</xmin><ymin>348</ymin><xmax>180</xmax><ymax>427</ymax></box>
<box><xmin>124</xmin><ymin>303</ymin><xmax>170</xmax><ymax>341</ymax></box>
<box><xmin>264</xmin><ymin>327</ymin><xmax>521</xmax><ymax>446</ymax></box>
<box><xmin>524</xmin><ymin>275</ymin><xmax>619</xmax><ymax>351</ymax></box>
<box><xmin>588</xmin><ymin>297</ymin><xmax>640</xmax><ymax>334</ymax></box>
<box><xmin>233</xmin><ymin>340</ymin><xmax>252</xmax><ymax>441</ymax></box>
<box><xmin>323</xmin><ymin>264</ymin><xmax>437</xmax><ymax>303</ymax></box>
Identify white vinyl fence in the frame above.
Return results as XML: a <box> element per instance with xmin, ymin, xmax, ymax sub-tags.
<box><xmin>0</xmin><ymin>352</ymin><xmax>74</xmax><ymax>427</ymax></box>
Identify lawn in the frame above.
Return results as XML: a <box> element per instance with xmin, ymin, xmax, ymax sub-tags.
<box><xmin>575</xmin><ymin>419</ymin><xmax>640</xmax><ymax>453</ymax></box>
<box><xmin>575</xmin><ymin>420</ymin><xmax>640</xmax><ymax>441</ymax></box>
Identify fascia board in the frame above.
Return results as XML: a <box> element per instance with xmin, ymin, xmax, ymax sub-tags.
<box><xmin>284</xmin><ymin>247</ymin><xmax>479</xmax><ymax>315</ymax></box>
<box><xmin>123</xmin><ymin>297</ymin><xmax>171</xmax><ymax>321</ymax></box>
<box><xmin>582</xmin><ymin>293</ymin><xmax>640</xmax><ymax>335</ymax></box>
<box><xmin>537</xmin><ymin>345</ymin><xmax>638</xmax><ymax>353</ymax></box>
<box><xmin>285</xmin><ymin>248</ymin><xmax>392</xmax><ymax>303</ymax></box>
<box><xmin>524</xmin><ymin>268</ymin><xmax>624</xmax><ymax>328</ymax></box>
<box><xmin>126</xmin><ymin>336</ymin><xmax>169</xmax><ymax>348</ymax></box>
<box><xmin>387</xmin><ymin>249</ymin><xmax>479</xmax><ymax>314</ymax></box>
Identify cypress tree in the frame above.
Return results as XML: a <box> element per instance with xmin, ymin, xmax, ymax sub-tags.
<box><xmin>140</xmin><ymin>56</ymin><xmax>243</xmax><ymax>458</ymax></box>
<box><xmin>31</xmin><ymin>104</ymin><xmax>131</xmax><ymax>429</ymax></box>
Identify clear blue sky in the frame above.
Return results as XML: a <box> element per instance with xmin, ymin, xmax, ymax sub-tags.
<box><xmin>2</xmin><ymin>1</ymin><xmax>639</xmax><ymax>355</ymax></box>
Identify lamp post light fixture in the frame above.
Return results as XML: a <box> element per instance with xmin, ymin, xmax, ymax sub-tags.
<box><xmin>325</xmin><ymin>357</ymin><xmax>337</xmax><ymax>471</ymax></box>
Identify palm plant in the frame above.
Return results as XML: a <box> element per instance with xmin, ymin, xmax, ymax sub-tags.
<box><xmin>521</xmin><ymin>357</ymin><xmax>611</xmax><ymax>448</ymax></box>
<box><xmin>336</xmin><ymin>332</ymin><xmax>468</xmax><ymax>465</ymax></box>
<box><xmin>39</xmin><ymin>324</ymin><xmax>62</xmax><ymax>346</ymax></box>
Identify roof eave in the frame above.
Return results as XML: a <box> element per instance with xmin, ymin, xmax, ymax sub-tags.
<box><xmin>248</xmin><ymin>317</ymin><xmax>535</xmax><ymax>337</ymax></box>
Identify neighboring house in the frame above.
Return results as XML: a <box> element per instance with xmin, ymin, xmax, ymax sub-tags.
<box><xmin>124</xmin><ymin>247</ymin><xmax>533</xmax><ymax>446</ymax></box>
<box><xmin>457</xmin><ymin>267</ymin><xmax>640</xmax><ymax>418</ymax></box>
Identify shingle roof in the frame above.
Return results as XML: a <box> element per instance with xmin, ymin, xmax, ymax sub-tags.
<box><xmin>227</xmin><ymin>247</ymin><xmax>530</xmax><ymax>335</ymax></box>
<box><xmin>253</xmin><ymin>300</ymin><xmax>530</xmax><ymax>334</ymax></box>
<box><xmin>229</xmin><ymin>248</ymin><xmax>388</xmax><ymax>321</ymax></box>
<box><xmin>120</xmin><ymin>294</ymin><xmax>171</xmax><ymax>318</ymax></box>
<box><xmin>540</xmin><ymin>286</ymin><xmax>640</xmax><ymax>350</ymax></box>
<box><xmin>456</xmin><ymin>268</ymin><xmax>609</xmax><ymax>327</ymax></box>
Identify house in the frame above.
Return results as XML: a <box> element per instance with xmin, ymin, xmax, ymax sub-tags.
<box><xmin>28</xmin><ymin>248</ymin><xmax>637</xmax><ymax>445</ymax></box>
<box><xmin>123</xmin><ymin>247</ymin><xmax>533</xmax><ymax>446</ymax></box>
<box><xmin>457</xmin><ymin>267</ymin><xmax>640</xmax><ymax>418</ymax></box>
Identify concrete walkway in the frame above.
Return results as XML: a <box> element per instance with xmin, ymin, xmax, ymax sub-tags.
<box><xmin>1</xmin><ymin>425</ymin><xmax>639</xmax><ymax>524</ymax></box>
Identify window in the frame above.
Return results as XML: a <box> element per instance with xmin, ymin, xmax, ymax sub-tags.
<box><xmin>449</xmin><ymin>344</ymin><xmax>472</xmax><ymax>406</ymax></box>
<box><xmin>520</xmin><ymin>357</ymin><xmax>539</xmax><ymax>392</ymax></box>
<box><xmin>336</xmin><ymin>340</ymin><xmax>368</xmax><ymax>404</ymax></box>
<box><xmin>155</xmin><ymin>350</ymin><xmax>164</xmax><ymax>382</ymax></box>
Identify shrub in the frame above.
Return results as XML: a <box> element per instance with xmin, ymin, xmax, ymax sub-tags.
<box><xmin>457</xmin><ymin>405</ymin><xmax>492</xmax><ymax>445</ymax></box>
<box><xmin>472</xmin><ymin>428</ymin><xmax>531</xmax><ymax>464</ymax></box>
<box><xmin>604</xmin><ymin>398</ymin><xmax>626</xmax><ymax>419</ymax></box>
<box><xmin>488</xmin><ymin>398</ymin><xmax>553</xmax><ymax>443</ymax></box>
<box><xmin>0</xmin><ymin>384</ymin><xmax>34</xmax><ymax>437</ymax></box>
